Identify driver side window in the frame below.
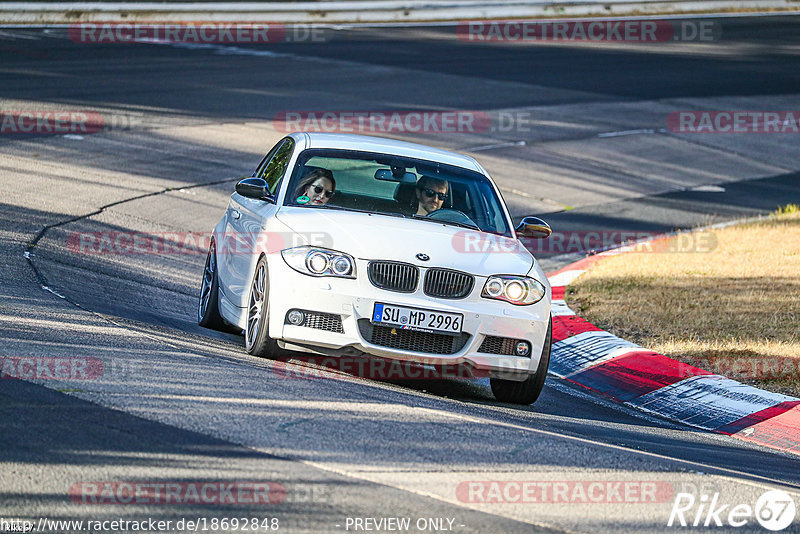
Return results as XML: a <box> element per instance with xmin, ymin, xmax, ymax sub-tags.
<box><xmin>255</xmin><ymin>138</ymin><xmax>295</xmax><ymax>194</ymax></box>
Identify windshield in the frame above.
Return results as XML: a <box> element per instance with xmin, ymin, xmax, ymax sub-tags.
<box><xmin>283</xmin><ymin>148</ymin><xmax>512</xmax><ymax>236</ymax></box>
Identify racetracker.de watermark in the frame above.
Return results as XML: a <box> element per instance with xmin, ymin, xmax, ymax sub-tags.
<box><xmin>457</xmin><ymin>19</ymin><xmax>720</xmax><ymax>42</ymax></box>
<box><xmin>452</xmin><ymin>230</ymin><xmax>718</xmax><ymax>256</ymax></box>
<box><xmin>0</xmin><ymin>357</ymin><xmax>181</xmax><ymax>382</ymax></box>
<box><xmin>273</xmin><ymin>356</ymin><xmax>489</xmax><ymax>381</ymax></box>
<box><xmin>667</xmin><ymin>111</ymin><xmax>800</xmax><ymax>133</ymax></box>
<box><xmin>0</xmin><ymin>111</ymin><xmax>103</xmax><ymax>135</ymax></box>
<box><xmin>0</xmin><ymin>356</ymin><xmax>105</xmax><ymax>380</ymax></box>
<box><xmin>69</xmin><ymin>482</ymin><xmax>286</xmax><ymax>505</ymax></box>
<box><xmin>273</xmin><ymin>110</ymin><xmax>534</xmax><ymax>134</ymax></box>
<box><xmin>68</xmin><ymin>22</ymin><xmax>326</xmax><ymax>44</ymax></box>
<box><xmin>679</xmin><ymin>356</ymin><xmax>800</xmax><ymax>383</ymax></box>
<box><xmin>1</xmin><ymin>357</ymin><xmax>104</xmax><ymax>380</ymax></box>
<box><xmin>0</xmin><ymin>110</ymin><xmax>148</xmax><ymax>135</ymax></box>
<box><xmin>67</xmin><ymin>231</ymin><xmax>333</xmax><ymax>255</ymax></box>
<box><xmin>456</xmin><ymin>480</ymin><xmax>674</xmax><ymax>503</ymax></box>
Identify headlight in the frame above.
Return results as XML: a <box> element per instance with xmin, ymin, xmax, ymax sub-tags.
<box><xmin>331</xmin><ymin>255</ymin><xmax>353</xmax><ymax>276</ymax></box>
<box><xmin>281</xmin><ymin>247</ymin><xmax>356</xmax><ymax>278</ymax></box>
<box><xmin>307</xmin><ymin>251</ymin><xmax>329</xmax><ymax>274</ymax></box>
<box><xmin>484</xmin><ymin>278</ymin><xmax>504</xmax><ymax>298</ymax></box>
<box><xmin>481</xmin><ymin>275</ymin><xmax>546</xmax><ymax>305</ymax></box>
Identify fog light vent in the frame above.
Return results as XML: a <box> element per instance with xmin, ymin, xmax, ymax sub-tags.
<box><xmin>287</xmin><ymin>310</ymin><xmax>304</xmax><ymax>325</ymax></box>
<box><xmin>479</xmin><ymin>336</ymin><xmax>531</xmax><ymax>357</ymax></box>
<box><xmin>285</xmin><ymin>310</ymin><xmax>344</xmax><ymax>333</ymax></box>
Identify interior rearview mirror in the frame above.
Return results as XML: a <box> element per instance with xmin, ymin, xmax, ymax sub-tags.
<box><xmin>516</xmin><ymin>216</ymin><xmax>552</xmax><ymax>239</ymax></box>
<box><xmin>374</xmin><ymin>168</ymin><xmax>417</xmax><ymax>183</ymax></box>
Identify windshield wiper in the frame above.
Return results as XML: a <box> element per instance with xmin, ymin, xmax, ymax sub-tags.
<box><xmin>295</xmin><ymin>204</ymin><xmax>480</xmax><ymax>230</ymax></box>
<box><xmin>412</xmin><ymin>215</ymin><xmax>481</xmax><ymax>231</ymax></box>
<box><xmin>320</xmin><ymin>205</ymin><xmax>413</xmax><ymax>220</ymax></box>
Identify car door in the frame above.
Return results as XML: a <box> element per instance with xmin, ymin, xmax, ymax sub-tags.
<box><xmin>219</xmin><ymin>137</ymin><xmax>295</xmax><ymax>308</ymax></box>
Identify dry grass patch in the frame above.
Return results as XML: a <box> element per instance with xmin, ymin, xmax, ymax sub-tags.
<box><xmin>565</xmin><ymin>208</ymin><xmax>800</xmax><ymax>397</ymax></box>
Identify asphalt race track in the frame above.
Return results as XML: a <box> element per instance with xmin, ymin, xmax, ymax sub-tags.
<box><xmin>2</xmin><ymin>15</ymin><xmax>800</xmax><ymax>533</ymax></box>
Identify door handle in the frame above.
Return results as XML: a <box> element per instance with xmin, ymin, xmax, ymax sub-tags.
<box><xmin>231</xmin><ymin>209</ymin><xmax>241</xmax><ymax>220</ymax></box>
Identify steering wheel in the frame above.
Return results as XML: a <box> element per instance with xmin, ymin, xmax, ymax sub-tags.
<box><xmin>426</xmin><ymin>208</ymin><xmax>478</xmax><ymax>228</ymax></box>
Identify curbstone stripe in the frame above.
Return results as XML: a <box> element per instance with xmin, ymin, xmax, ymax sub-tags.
<box><xmin>545</xmin><ymin>244</ymin><xmax>800</xmax><ymax>456</ymax></box>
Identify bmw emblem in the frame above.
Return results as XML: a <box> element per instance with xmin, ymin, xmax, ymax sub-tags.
<box><xmin>416</xmin><ymin>253</ymin><xmax>430</xmax><ymax>261</ymax></box>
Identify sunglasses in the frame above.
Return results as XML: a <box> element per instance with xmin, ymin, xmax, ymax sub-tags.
<box><xmin>311</xmin><ymin>185</ymin><xmax>334</xmax><ymax>198</ymax></box>
<box><xmin>421</xmin><ymin>188</ymin><xmax>447</xmax><ymax>201</ymax></box>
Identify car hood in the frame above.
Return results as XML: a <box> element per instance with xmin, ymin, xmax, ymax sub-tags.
<box><xmin>276</xmin><ymin>207</ymin><xmax>535</xmax><ymax>277</ymax></box>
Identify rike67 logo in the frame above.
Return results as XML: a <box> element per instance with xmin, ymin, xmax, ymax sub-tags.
<box><xmin>668</xmin><ymin>489</ymin><xmax>796</xmax><ymax>531</ymax></box>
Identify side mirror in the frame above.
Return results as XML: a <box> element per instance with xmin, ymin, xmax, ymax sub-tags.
<box><xmin>235</xmin><ymin>177</ymin><xmax>274</xmax><ymax>202</ymax></box>
<box><xmin>516</xmin><ymin>216</ymin><xmax>552</xmax><ymax>239</ymax></box>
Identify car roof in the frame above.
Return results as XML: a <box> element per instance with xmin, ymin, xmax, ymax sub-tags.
<box><xmin>295</xmin><ymin>132</ymin><xmax>484</xmax><ymax>173</ymax></box>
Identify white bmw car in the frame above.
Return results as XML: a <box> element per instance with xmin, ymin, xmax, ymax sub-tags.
<box><xmin>198</xmin><ymin>132</ymin><xmax>553</xmax><ymax>404</ymax></box>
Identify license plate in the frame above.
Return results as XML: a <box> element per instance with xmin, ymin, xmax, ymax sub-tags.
<box><xmin>372</xmin><ymin>303</ymin><xmax>463</xmax><ymax>335</ymax></box>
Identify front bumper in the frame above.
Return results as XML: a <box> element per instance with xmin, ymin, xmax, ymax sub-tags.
<box><xmin>266</xmin><ymin>255</ymin><xmax>551</xmax><ymax>377</ymax></box>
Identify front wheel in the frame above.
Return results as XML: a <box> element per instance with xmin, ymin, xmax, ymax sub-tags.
<box><xmin>245</xmin><ymin>255</ymin><xmax>281</xmax><ymax>358</ymax></box>
<box><xmin>490</xmin><ymin>315</ymin><xmax>552</xmax><ymax>405</ymax></box>
<box><xmin>198</xmin><ymin>241</ymin><xmax>228</xmax><ymax>331</ymax></box>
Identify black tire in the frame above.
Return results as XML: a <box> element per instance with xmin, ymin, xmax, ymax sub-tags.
<box><xmin>245</xmin><ymin>255</ymin><xmax>281</xmax><ymax>358</ymax></box>
<box><xmin>490</xmin><ymin>315</ymin><xmax>552</xmax><ymax>405</ymax></box>
<box><xmin>198</xmin><ymin>241</ymin><xmax>229</xmax><ymax>331</ymax></box>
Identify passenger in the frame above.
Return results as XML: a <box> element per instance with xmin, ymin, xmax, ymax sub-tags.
<box><xmin>295</xmin><ymin>169</ymin><xmax>335</xmax><ymax>206</ymax></box>
<box><xmin>415</xmin><ymin>176</ymin><xmax>448</xmax><ymax>216</ymax></box>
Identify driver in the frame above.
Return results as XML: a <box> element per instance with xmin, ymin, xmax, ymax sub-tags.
<box><xmin>415</xmin><ymin>176</ymin><xmax>448</xmax><ymax>216</ymax></box>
